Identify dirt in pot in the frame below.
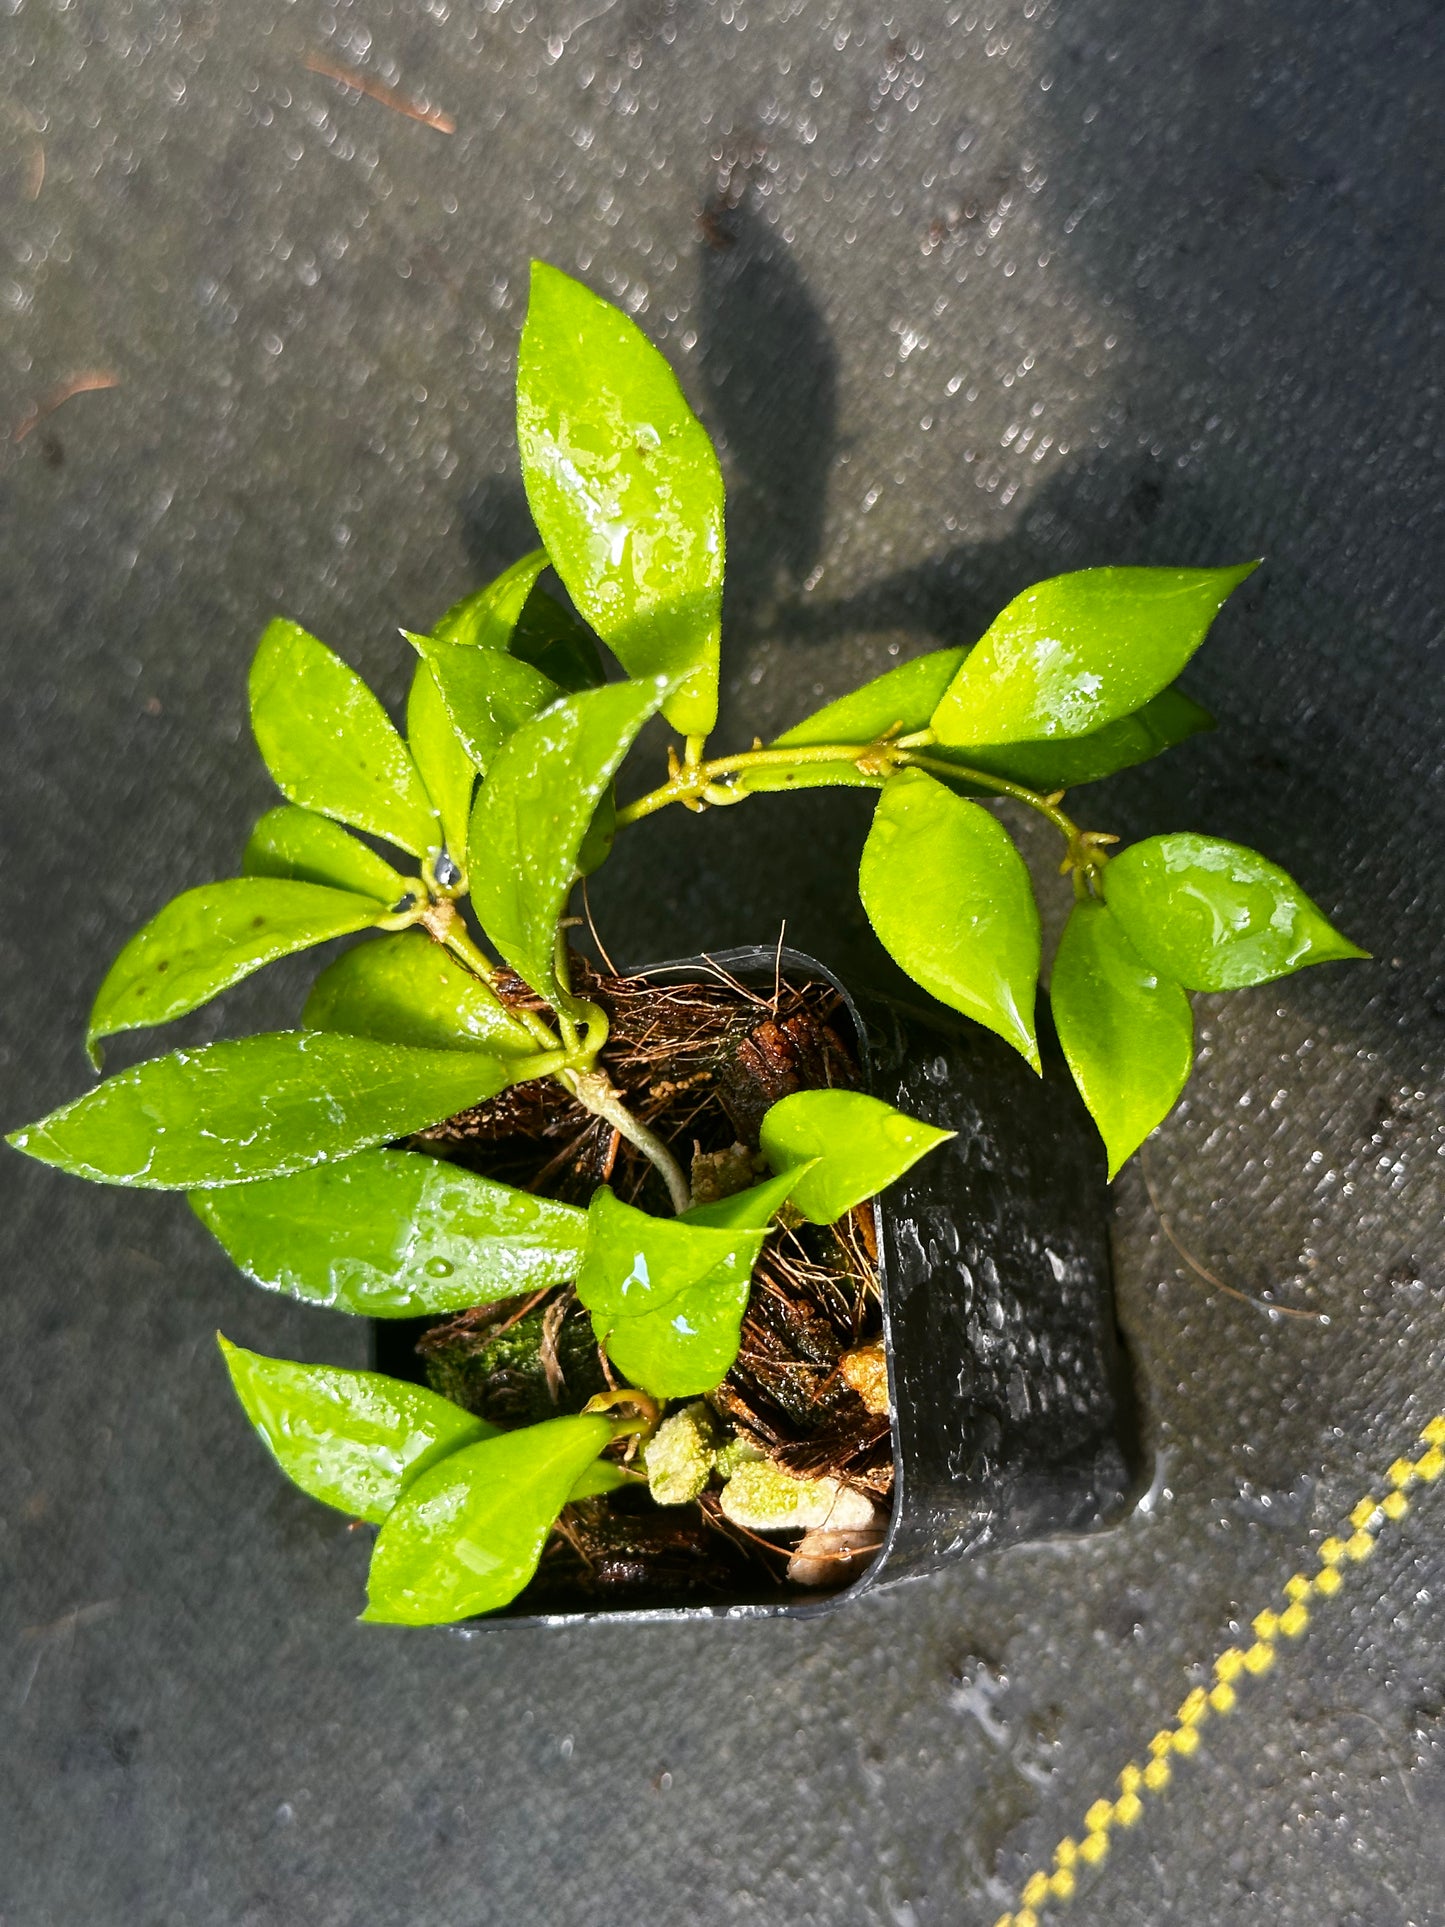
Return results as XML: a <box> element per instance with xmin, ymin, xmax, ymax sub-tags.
<box><xmin>401</xmin><ymin>957</ymin><xmax>894</xmax><ymax>1611</ymax></box>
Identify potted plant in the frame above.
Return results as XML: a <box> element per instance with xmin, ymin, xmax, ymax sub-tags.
<box><xmin>6</xmin><ymin>263</ymin><xmax>1366</xmax><ymax>1627</ymax></box>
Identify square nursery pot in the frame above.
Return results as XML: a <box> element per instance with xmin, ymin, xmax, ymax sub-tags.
<box><xmin>374</xmin><ymin>946</ymin><xmax>1140</xmax><ymax>1628</ymax></box>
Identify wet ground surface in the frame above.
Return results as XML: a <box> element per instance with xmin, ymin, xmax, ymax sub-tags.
<box><xmin>2</xmin><ymin>3</ymin><xmax>1442</xmax><ymax>1922</ymax></box>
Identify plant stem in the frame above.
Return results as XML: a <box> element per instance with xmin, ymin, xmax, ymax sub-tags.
<box><xmin>614</xmin><ymin>739</ymin><xmax>1102</xmax><ymax>872</ymax></box>
<box><xmin>433</xmin><ymin>914</ymin><xmax>565</xmax><ymax>1053</ymax></box>
<box><xmin>418</xmin><ymin>868</ymin><xmax>688</xmax><ymax>1205</ymax></box>
<box><xmin>564</xmin><ymin>1068</ymin><xmax>693</xmax><ymax>1215</ymax></box>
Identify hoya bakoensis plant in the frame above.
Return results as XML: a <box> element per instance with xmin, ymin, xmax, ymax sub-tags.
<box><xmin>8</xmin><ymin>263</ymin><xmax>1365</xmax><ymax>1624</ymax></box>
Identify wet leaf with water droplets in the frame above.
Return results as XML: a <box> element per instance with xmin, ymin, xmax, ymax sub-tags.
<box><xmin>859</xmin><ymin>770</ymin><xmax>1041</xmax><ymax>1068</ymax></box>
<box><xmin>429</xmin><ymin>551</ymin><xmax>549</xmax><ymax>649</ymax></box>
<box><xmin>250</xmin><ymin>619</ymin><xmax>440</xmax><ymax>857</ymax></box>
<box><xmin>219</xmin><ymin>1335</ymin><xmax>495</xmax><ymax>1524</ymax></box>
<box><xmin>931</xmin><ymin>564</ymin><xmax>1257</xmax><ymax>746</ymax></box>
<box><xmin>194</xmin><ymin>1148</ymin><xmax>586</xmax><ymax>1315</ymax></box>
<box><xmin>87</xmin><ymin>878</ymin><xmax>386</xmax><ymax>1060</ymax></box>
<box><xmin>406</xmin><ymin>659</ymin><xmax>476</xmax><ymax>863</ymax></box>
<box><xmin>759</xmin><ymin>1090</ymin><xmax>953</xmax><ymax>1224</ymax></box>
<box><xmin>517</xmin><ymin>262</ymin><xmax>725</xmax><ymax>737</ymax></box>
<box><xmin>243</xmin><ymin>806</ymin><xmax>410</xmax><ymax>902</ymax></box>
<box><xmin>1050</xmin><ymin>898</ymin><xmax>1194</xmax><ymax>1179</ymax></box>
<box><xmin>409</xmin><ymin>636</ymin><xmax>561</xmax><ymax>777</ymax></box>
<box><xmin>8</xmin><ymin>1031</ymin><xmax>530</xmax><ymax>1189</ymax></box>
<box><xmin>363</xmin><ymin>1415</ymin><xmax>614</xmax><ymax>1623</ymax></box>
<box><xmin>468</xmin><ymin>676</ymin><xmax>668</xmax><ymax>1006</ymax></box>
<box><xmin>575</xmin><ymin>1185</ymin><xmax>767</xmax><ymax>1397</ymax></box>
<box><xmin>303</xmin><ymin>929</ymin><xmax>535</xmax><ymax>1056</ymax></box>
<box><xmin>935</xmin><ymin>685</ymin><xmax>1215</xmax><ymax>791</ymax></box>
<box><xmin>1103</xmin><ymin>833</ymin><xmax>1368</xmax><ymax>990</ymax></box>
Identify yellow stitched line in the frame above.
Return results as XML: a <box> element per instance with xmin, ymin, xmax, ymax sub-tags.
<box><xmin>992</xmin><ymin>1415</ymin><xmax>1445</xmax><ymax>1927</ymax></box>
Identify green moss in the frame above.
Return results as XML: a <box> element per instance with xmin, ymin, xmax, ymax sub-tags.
<box><xmin>421</xmin><ymin>1299</ymin><xmax>608</xmax><ymax>1427</ymax></box>
<box><xmin>644</xmin><ymin>1402</ymin><xmax>722</xmax><ymax>1505</ymax></box>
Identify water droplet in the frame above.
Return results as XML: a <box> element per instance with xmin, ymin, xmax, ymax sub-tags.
<box><xmin>425</xmin><ymin>1258</ymin><xmax>454</xmax><ymax>1279</ymax></box>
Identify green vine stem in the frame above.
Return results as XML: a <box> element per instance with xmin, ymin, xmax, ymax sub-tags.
<box><xmin>430</xmin><ymin>908</ymin><xmax>566</xmax><ymax>1053</ymax></box>
<box><xmin>563</xmin><ymin>1067</ymin><xmax>693</xmax><ymax>1214</ymax></box>
<box><xmin>428</xmin><ymin>890</ymin><xmax>688</xmax><ymax>1209</ymax></box>
<box><xmin>613</xmin><ymin>738</ymin><xmax>1115</xmax><ymax>887</ymax></box>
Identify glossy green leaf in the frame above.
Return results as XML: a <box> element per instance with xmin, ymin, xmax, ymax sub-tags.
<box><xmin>577</xmin><ymin>1186</ymin><xmax>765</xmax><ymax>1324</ymax></box>
<box><xmin>8</xmin><ymin>1032</ymin><xmax>531</xmax><ymax>1190</ymax></box>
<box><xmin>428</xmin><ymin>558</ymin><xmax>603</xmax><ymax>699</ymax></box>
<box><xmin>517</xmin><ymin>262</ymin><xmax>725</xmax><ymax>737</ymax></box>
<box><xmin>469</xmin><ymin>677</ymin><xmax>668</xmax><ymax>1005</ymax></box>
<box><xmin>219</xmin><ymin>1336</ymin><xmax>494</xmax><ymax>1524</ymax></box>
<box><xmin>303</xmin><ymin>930</ymin><xmax>535</xmax><ymax>1056</ymax></box>
<box><xmin>193</xmin><ymin>1148</ymin><xmax>586</xmax><ymax>1315</ymax></box>
<box><xmin>742</xmin><ymin>648</ymin><xmax>969</xmax><ymax>793</ymax></box>
<box><xmin>759</xmin><ymin>1091</ymin><xmax>952</xmax><ymax>1224</ymax></box>
<box><xmin>566</xmin><ymin>1458</ymin><xmax>638</xmax><ymax>1500</ymax></box>
<box><xmin>410</xmin><ymin>635</ymin><xmax>561</xmax><ymax>776</ymax></box>
<box><xmin>363</xmin><ymin>1415</ymin><xmax>614</xmax><ymax>1624</ymax></box>
<box><xmin>1103</xmin><ymin>834</ymin><xmax>1368</xmax><ymax>992</ymax></box>
<box><xmin>510</xmin><ymin>585</ymin><xmax>606</xmax><ymax>691</ymax></box>
<box><xmin>430</xmin><ymin>551</ymin><xmax>549</xmax><ymax>649</ymax></box>
<box><xmin>575</xmin><ymin>788</ymin><xmax>616</xmax><ymax>878</ymax></box>
<box><xmin>250</xmin><ymin>618</ymin><xmax>440</xmax><ymax>857</ymax></box>
<box><xmin>1050</xmin><ymin>899</ymin><xmax>1194</xmax><ymax>1179</ymax></box>
<box><xmin>683</xmin><ymin>1167</ymin><xmax>806</xmax><ymax>1230</ymax></box>
<box><xmin>87</xmin><ymin>879</ymin><xmax>385</xmax><ymax>1059</ymax></box>
<box><xmin>576</xmin><ymin>1185</ymin><xmax>766</xmax><ymax>1397</ymax></box>
<box><xmin>942</xmin><ymin>686</ymin><xmax>1215</xmax><ymax>792</ymax></box>
<box><xmin>406</xmin><ymin>660</ymin><xmax>476</xmax><ymax>863</ymax></box>
<box><xmin>931</xmin><ymin>564</ymin><xmax>1257</xmax><ymax>747</ymax></box>
<box><xmin>604</xmin><ymin>1266</ymin><xmax>755</xmax><ymax>1399</ymax></box>
<box><xmin>243</xmin><ymin>806</ymin><xmax>411</xmax><ymax>903</ymax></box>
<box><xmin>859</xmin><ymin>770</ymin><xmax>1042</xmax><ymax>1068</ymax></box>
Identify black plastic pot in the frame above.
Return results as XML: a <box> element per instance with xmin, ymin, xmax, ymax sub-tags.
<box><xmin>374</xmin><ymin>945</ymin><xmax>1139</xmax><ymax>1627</ymax></box>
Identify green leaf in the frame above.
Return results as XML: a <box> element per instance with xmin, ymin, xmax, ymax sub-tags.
<box><xmin>87</xmin><ymin>879</ymin><xmax>385</xmax><ymax>1060</ymax></box>
<box><xmin>410</xmin><ymin>635</ymin><xmax>561</xmax><ymax>776</ymax></box>
<box><xmin>243</xmin><ymin>806</ymin><xmax>411</xmax><ymax>903</ymax></box>
<box><xmin>517</xmin><ymin>262</ymin><xmax>725</xmax><ymax>737</ymax></box>
<box><xmin>1050</xmin><ymin>899</ymin><xmax>1194</xmax><ymax>1179</ymax></box>
<box><xmin>363</xmin><ymin>1415</ymin><xmax>614</xmax><ymax>1623</ymax></box>
<box><xmin>942</xmin><ymin>686</ymin><xmax>1215</xmax><ymax>792</ymax></box>
<box><xmin>567</xmin><ymin>1458</ymin><xmax>638</xmax><ymax>1500</ymax></box>
<box><xmin>250</xmin><ymin>618</ymin><xmax>440</xmax><ymax>857</ymax></box>
<box><xmin>193</xmin><ymin>1148</ymin><xmax>586</xmax><ymax>1316</ymax></box>
<box><xmin>683</xmin><ymin>1167</ymin><xmax>806</xmax><ymax>1229</ymax></box>
<box><xmin>740</xmin><ymin>648</ymin><xmax>969</xmax><ymax>794</ymax></box>
<box><xmin>303</xmin><ymin>930</ymin><xmax>536</xmax><ymax>1056</ymax></box>
<box><xmin>577</xmin><ymin>1186</ymin><xmax>765</xmax><ymax>1323</ymax></box>
<box><xmin>218</xmin><ymin>1336</ymin><xmax>494</xmax><ymax>1524</ymax></box>
<box><xmin>859</xmin><ymin>769</ymin><xmax>1042</xmax><ymax>1068</ymax></box>
<box><xmin>510</xmin><ymin>585</ymin><xmax>606</xmax><ymax>691</ymax></box>
<box><xmin>758</xmin><ymin>1091</ymin><xmax>952</xmax><ymax>1224</ymax></box>
<box><xmin>1103</xmin><ymin>834</ymin><xmax>1368</xmax><ymax>991</ymax></box>
<box><xmin>8</xmin><ymin>1032</ymin><xmax>532</xmax><ymax>1190</ymax></box>
<box><xmin>605</xmin><ymin>1267</ymin><xmax>755</xmax><ymax>1400</ymax></box>
<box><xmin>469</xmin><ymin>677</ymin><xmax>668</xmax><ymax>1004</ymax></box>
<box><xmin>431</xmin><ymin>551</ymin><xmax>549</xmax><ymax>649</ymax></box>
<box><xmin>576</xmin><ymin>1185</ymin><xmax>766</xmax><ymax>1397</ymax></box>
<box><xmin>406</xmin><ymin>661</ymin><xmax>476</xmax><ymax>863</ymax></box>
<box><xmin>931</xmin><ymin>564</ymin><xmax>1257</xmax><ymax>747</ymax></box>
<box><xmin>575</xmin><ymin>788</ymin><xmax>616</xmax><ymax>878</ymax></box>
